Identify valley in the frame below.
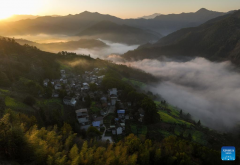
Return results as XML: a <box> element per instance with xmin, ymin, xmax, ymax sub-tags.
<box><xmin>0</xmin><ymin>2</ymin><xmax>240</xmax><ymax>164</ymax></box>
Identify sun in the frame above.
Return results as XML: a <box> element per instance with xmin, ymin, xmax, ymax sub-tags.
<box><xmin>0</xmin><ymin>0</ymin><xmax>45</xmax><ymax>20</ymax></box>
<box><xmin>0</xmin><ymin>10</ymin><xmax>14</xmax><ymax>20</ymax></box>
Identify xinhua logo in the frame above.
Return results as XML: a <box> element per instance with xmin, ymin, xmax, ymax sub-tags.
<box><xmin>221</xmin><ymin>146</ymin><xmax>235</xmax><ymax>161</ymax></box>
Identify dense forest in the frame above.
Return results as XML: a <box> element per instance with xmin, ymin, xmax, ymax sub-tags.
<box><xmin>0</xmin><ymin>110</ymin><xmax>227</xmax><ymax>165</ymax></box>
<box><xmin>0</xmin><ymin>38</ymin><xmax>239</xmax><ymax>164</ymax></box>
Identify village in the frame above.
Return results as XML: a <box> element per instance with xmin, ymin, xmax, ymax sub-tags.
<box><xmin>43</xmin><ymin>67</ymin><xmax>145</xmax><ymax>142</ymax></box>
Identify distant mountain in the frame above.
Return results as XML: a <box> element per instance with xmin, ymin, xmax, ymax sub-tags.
<box><xmin>138</xmin><ymin>13</ymin><xmax>161</xmax><ymax>19</ymax></box>
<box><xmin>0</xmin><ymin>9</ymin><xmax>228</xmax><ymax>36</ymax></box>
<box><xmin>0</xmin><ymin>11</ymin><xmax>122</xmax><ymax>35</ymax></box>
<box><xmin>1</xmin><ymin>15</ymin><xmax>60</xmax><ymax>22</ymax></box>
<box><xmin>123</xmin><ymin>8</ymin><xmax>226</xmax><ymax>35</ymax></box>
<box><xmin>123</xmin><ymin>10</ymin><xmax>240</xmax><ymax>64</ymax></box>
<box><xmin>125</xmin><ymin>8</ymin><xmax>225</xmax><ymax>35</ymax></box>
<box><xmin>154</xmin><ymin>8</ymin><xmax>223</xmax><ymax>22</ymax></box>
<box><xmin>76</xmin><ymin>21</ymin><xmax>161</xmax><ymax>45</ymax></box>
<box><xmin>1</xmin><ymin>15</ymin><xmax>39</xmax><ymax>22</ymax></box>
<box><xmin>15</xmin><ymin>38</ymin><xmax>107</xmax><ymax>52</ymax></box>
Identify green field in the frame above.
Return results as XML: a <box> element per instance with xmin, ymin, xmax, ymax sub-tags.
<box><xmin>19</xmin><ymin>77</ymin><xmax>32</xmax><ymax>84</ymax></box>
<box><xmin>0</xmin><ymin>89</ymin><xmax>9</xmax><ymax>94</ymax></box>
<box><xmin>158</xmin><ymin>111</ymin><xmax>193</xmax><ymax>127</ymax></box>
<box><xmin>59</xmin><ymin>62</ymin><xmax>72</xmax><ymax>70</ymax></box>
<box><xmin>122</xmin><ymin>78</ymin><xmax>146</xmax><ymax>88</ymax></box>
<box><xmin>168</xmin><ymin>105</ymin><xmax>180</xmax><ymax>117</ymax></box>
<box><xmin>154</xmin><ymin>101</ymin><xmax>208</xmax><ymax>145</ymax></box>
<box><xmin>154</xmin><ymin>101</ymin><xmax>180</xmax><ymax>117</ymax></box>
<box><xmin>5</xmin><ymin>96</ymin><xmax>28</xmax><ymax>109</ymax></box>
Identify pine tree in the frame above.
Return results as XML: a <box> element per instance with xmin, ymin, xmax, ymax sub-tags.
<box><xmin>197</xmin><ymin>120</ymin><xmax>201</xmax><ymax>127</ymax></box>
<box><xmin>69</xmin><ymin>144</ymin><xmax>79</xmax><ymax>161</ymax></box>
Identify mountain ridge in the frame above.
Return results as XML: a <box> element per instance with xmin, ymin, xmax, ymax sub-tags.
<box><xmin>122</xmin><ymin>10</ymin><xmax>240</xmax><ymax>64</ymax></box>
<box><xmin>76</xmin><ymin>20</ymin><xmax>161</xmax><ymax>44</ymax></box>
<box><xmin>0</xmin><ymin>8</ymin><xmax>229</xmax><ymax>36</ymax></box>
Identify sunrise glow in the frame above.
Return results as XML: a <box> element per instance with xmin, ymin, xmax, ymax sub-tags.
<box><xmin>0</xmin><ymin>0</ymin><xmax>44</xmax><ymax>19</ymax></box>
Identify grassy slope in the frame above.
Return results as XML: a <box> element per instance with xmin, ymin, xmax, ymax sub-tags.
<box><xmin>154</xmin><ymin>101</ymin><xmax>209</xmax><ymax>145</ymax></box>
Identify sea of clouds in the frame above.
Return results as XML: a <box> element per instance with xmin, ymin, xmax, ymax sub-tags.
<box><xmin>111</xmin><ymin>56</ymin><xmax>240</xmax><ymax>131</ymax></box>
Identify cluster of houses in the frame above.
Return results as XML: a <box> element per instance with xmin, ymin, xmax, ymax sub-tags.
<box><xmin>43</xmin><ymin>67</ymin><xmax>146</xmax><ymax>139</ymax></box>
<box><xmin>43</xmin><ymin>68</ymin><xmax>105</xmax><ymax>107</ymax></box>
<box><xmin>43</xmin><ymin>67</ymin><xmax>107</xmax><ymax>131</ymax></box>
<box><xmin>75</xmin><ymin>108</ymin><xmax>104</xmax><ymax>131</ymax></box>
<box><xmin>74</xmin><ymin>86</ymin><xmax>145</xmax><ymax>136</ymax></box>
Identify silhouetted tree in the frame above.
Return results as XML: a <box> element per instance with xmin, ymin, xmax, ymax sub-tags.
<box><xmin>197</xmin><ymin>120</ymin><xmax>201</xmax><ymax>127</ymax></box>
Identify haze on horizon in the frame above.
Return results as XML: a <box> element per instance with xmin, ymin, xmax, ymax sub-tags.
<box><xmin>0</xmin><ymin>0</ymin><xmax>240</xmax><ymax>20</ymax></box>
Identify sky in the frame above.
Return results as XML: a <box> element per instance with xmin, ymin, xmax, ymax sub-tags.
<box><xmin>0</xmin><ymin>0</ymin><xmax>240</xmax><ymax>19</ymax></box>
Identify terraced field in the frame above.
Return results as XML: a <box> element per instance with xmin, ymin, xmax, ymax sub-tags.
<box><xmin>158</xmin><ymin>111</ymin><xmax>193</xmax><ymax>127</ymax></box>
<box><xmin>5</xmin><ymin>96</ymin><xmax>27</xmax><ymax>109</ymax></box>
<box><xmin>153</xmin><ymin>100</ymin><xmax>209</xmax><ymax>145</ymax></box>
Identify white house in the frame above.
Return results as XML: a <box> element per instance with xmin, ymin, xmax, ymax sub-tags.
<box><xmin>54</xmin><ymin>84</ymin><xmax>62</xmax><ymax>90</ymax></box>
<box><xmin>108</xmin><ymin>88</ymin><xmax>118</xmax><ymax>105</ymax></box>
<box><xmin>109</xmin><ymin>88</ymin><xmax>117</xmax><ymax>96</ymax></box>
<box><xmin>43</xmin><ymin>79</ymin><xmax>49</xmax><ymax>87</ymax></box>
<box><xmin>63</xmin><ymin>96</ymin><xmax>77</xmax><ymax>106</ymax></box>
<box><xmin>52</xmin><ymin>92</ymin><xmax>59</xmax><ymax>98</ymax></box>
<box><xmin>120</xmin><ymin>123</ymin><xmax>125</xmax><ymax>130</ymax></box>
<box><xmin>61</xmin><ymin>74</ymin><xmax>66</xmax><ymax>78</ymax></box>
<box><xmin>100</xmin><ymin>96</ymin><xmax>107</xmax><ymax>103</ymax></box>
<box><xmin>75</xmin><ymin>109</ymin><xmax>90</xmax><ymax>130</ymax></box>
<box><xmin>116</xmin><ymin>127</ymin><xmax>123</xmax><ymax>135</ymax></box>
<box><xmin>138</xmin><ymin>108</ymin><xmax>145</xmax><ymax>122</ymax></box>
<box><xmin>82</xmin><ymin>83</ymin><xmax>89</xmax><ymax>90</ymax></box>
<box><xmin>110</xmin><ymin>95</ymin><xmax>117</xmax><ymax>106</ymax></box>
<box><xmin>63</xmin><ymin>79</ymin><xmax>68</xmax><ymax>84</ymax></box>
<box><xmin>98</xmin><ymin>75</ymin><xmax>105</xmax><ymax>79</ymax></box>
<box><xmin>60</xmin><ymin>70</ymin><xmax>65</xmax><ymax>74</ymax></box>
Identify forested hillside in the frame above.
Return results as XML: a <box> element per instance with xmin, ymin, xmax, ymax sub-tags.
<box><xmin>123</xmin><ymin>10</ymin><xmax>240</xmax><ymax>65</ymax></box>
<box><xmin>0</xmin><ymin>38</ymin><xmax>239</xmax><ymax>165</ymax></box>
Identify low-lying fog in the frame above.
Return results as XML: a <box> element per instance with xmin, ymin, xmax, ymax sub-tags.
<box><xmin>8</xmin><ymin>34</ymin><xmax>140</xmax><ymax>57</ymax></box>
<box><xmin>112</xmin><ymin>57</ymin><xmax>240</xmax><ymax>132</ymax></box>
<box><xmin>72</xmin><ymin>39</ymin><xmax>139</xmax><ymax>58</ymax></box>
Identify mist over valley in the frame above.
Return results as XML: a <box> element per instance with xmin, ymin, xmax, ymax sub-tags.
<box><xmin>112</xmin><ymin>57</ymin><xmax>240</xmax><ymax>131</ymax></box>
<box><xmin>1</xmin><ymin>3</ymin><xmax>240</xmax><ymax>164</ymax></box>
